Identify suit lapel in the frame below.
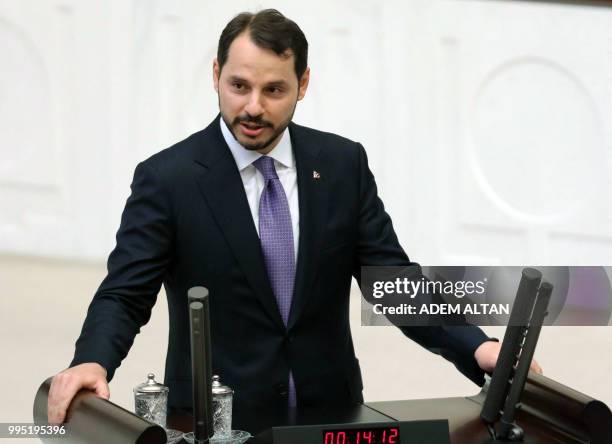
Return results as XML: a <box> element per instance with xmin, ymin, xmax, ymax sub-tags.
<box><xmin>287</xmin><ymin>123</ymin><xmax>328</xmax><ymax>331</ymax></box>
<box><xmin>192</xmin><ymin>117</ymin><xmax>285</xmax><ymax>331</ymax></box>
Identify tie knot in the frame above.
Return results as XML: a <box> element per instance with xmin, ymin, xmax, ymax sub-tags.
<box><xmin>253</xmin><ymin>156</ymin><xmax>278</xmax><ymax>180</ymax></box>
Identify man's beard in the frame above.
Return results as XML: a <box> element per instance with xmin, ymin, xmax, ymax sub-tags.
<box><xmin>219</xmin><ymin>99</ymin><xmax>296</xmax><ymax>151</ymax></box>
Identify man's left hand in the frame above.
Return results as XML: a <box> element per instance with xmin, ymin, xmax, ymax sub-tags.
<box><xmin>474</xmin><ymin>340</ymin><xmax>543</xmax><ymax>374</ymax></box>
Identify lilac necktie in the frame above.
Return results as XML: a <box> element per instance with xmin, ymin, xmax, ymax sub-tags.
<box><xmin>253</xmin><ymin>155</ymin><xmax>297</xmax><ymax>407</ymax></box>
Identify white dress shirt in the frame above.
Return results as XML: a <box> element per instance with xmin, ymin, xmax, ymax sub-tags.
<box><xmin>220</xmin><ymin>118</ymin><xmax>299</xmax><ymax>261</ymax></box>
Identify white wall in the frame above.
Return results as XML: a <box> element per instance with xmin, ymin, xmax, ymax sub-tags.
<box><xmin>1</xmin><ymin>0</ymin><xmax>611</xmax><ymax>264</ymax></box>
<box><xmin>1</xmin><ymin>0</ymin><xmax>612</xmax><ymax>430</ymax></box>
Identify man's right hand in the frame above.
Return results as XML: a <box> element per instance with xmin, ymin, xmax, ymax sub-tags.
<box><xmin>47</xmin><ymin>363</ymin><xmax>110</xmax><ymax>424</ymax></box>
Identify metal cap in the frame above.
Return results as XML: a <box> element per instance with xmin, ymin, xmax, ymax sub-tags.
<box><xmin>134</xmin><ymin>373</ymin><xmax>169</xmax><ymax>394</ymax></box>
<box><xmin>211</xmin><ymin>375</ymin><xmax>233</xmax><ymax>396</ymax></box>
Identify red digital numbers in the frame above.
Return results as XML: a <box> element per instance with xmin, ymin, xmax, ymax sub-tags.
<box><xmin>324</xmin><ymin>431</ymin><xmax>347</xmax><ymax>444</ymax></box>
<box><xmin>388</xmin><ymin>428</ymin><xmax>398</xmax><ymax>444</ymax></box>
<box><xmin>323</xmin><ymin>427</ymin><xmax>400</xmax><ymax>444</ymax></box>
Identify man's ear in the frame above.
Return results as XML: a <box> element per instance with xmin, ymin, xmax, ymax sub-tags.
<box><xmin>213</xmin><ymin>58</ymin><xmax>220</xmax><ymax>93</ymax></box>
<box><xmin>297</xmin><ymin>67</ymin><xmax>310</xmax><ymax>101</ymax></box>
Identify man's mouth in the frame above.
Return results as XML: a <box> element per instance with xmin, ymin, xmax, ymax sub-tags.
<box><xmin>239</xmin><ymin>122</ymin><xmax>267</xmax><ymax>137</ymax></box>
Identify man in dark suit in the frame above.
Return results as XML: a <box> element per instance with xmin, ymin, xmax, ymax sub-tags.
<box><xmin>48</xmin><ymin>9</ymin><xmax>529</xmax><ymax>423</ymax></box>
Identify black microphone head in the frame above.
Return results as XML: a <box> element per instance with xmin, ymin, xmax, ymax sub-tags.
<box><xmin>190</xmin><ymin>301</ymin><xmax>204</xmax><ymax>311</ymax></box>
<box><xmin>539</xmin><ymin>281</ymin><xmax>553</xmax><ymax>295</ymax></box>
<box><xmin>522</xmin><ymin>267</ymin><xmax>543</xmax><ymax>282</ymax></box>
<box><xmin>188</xmin><ymin>286</ymin><xmax>209</xmax><ymax>304</ymax></box>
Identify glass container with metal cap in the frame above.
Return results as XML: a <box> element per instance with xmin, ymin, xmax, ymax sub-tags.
<box><xmin>211</xmin><ymin>375</ymin><xmax>233</xmax><ymax>439</ymax></box>
<box><xmin>134</xmin><ymin>373</ymin><xmax>169</xmax><ymax>428</ymax></box>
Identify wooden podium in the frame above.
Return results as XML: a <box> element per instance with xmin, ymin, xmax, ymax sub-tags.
<box><xmin>34</xmin><ymin>371</ymin><xmax>612</xmax><ymax>443</ymax></box>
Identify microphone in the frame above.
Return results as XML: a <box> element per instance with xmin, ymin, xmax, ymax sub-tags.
<box><xmin>480</xmin><ymin>267</ymin><xmax>542</xmax><ymax>424</ymax></box>
<box><xmin>188</xmin><ymin>287</ymin><xmax>214</xmax><ymax>443</ymax></box>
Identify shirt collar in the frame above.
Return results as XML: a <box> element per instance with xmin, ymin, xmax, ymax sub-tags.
<box><xmin>220</xmin><ymin>118</ymin><xmax>294</xmax><ymax>171</ymax></box>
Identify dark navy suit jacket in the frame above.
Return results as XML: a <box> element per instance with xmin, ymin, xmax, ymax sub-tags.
<box><xmin>71</xmin><ymin>115</ymin><xmax>491</xmax><ymax>411</ymax></box>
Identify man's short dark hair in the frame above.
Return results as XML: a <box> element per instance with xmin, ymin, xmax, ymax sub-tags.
<box><xmin>217</xmin><ymin>9</ymin><xmax>308</xmax><ymax>80</ymax></box>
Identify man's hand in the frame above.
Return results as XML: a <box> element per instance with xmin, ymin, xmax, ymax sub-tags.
<box><xmin>47</xmin><ymin>363</ymin><xmax>110</xmax><ymax>424</ymax></box>
<box><xmin>474</xmin><ymin>340</ymin><xmax>543</xmax><ymax>375</ymax></box>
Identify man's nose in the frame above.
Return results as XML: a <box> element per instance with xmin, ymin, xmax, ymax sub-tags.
<box><xmin>244</xmin><ymin>92</ymin><xmax>264</xmax><ymax>117</ymax></box>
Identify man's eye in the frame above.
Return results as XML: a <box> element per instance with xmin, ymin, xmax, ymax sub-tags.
<box><xmin>232</xmin><ymin>82</ymin><xmax>249</xmax><ymax>92</ymax></box>
<box><xmin>267</xmin><ymin>87</ymin><xmax>282</xmax><ymax>94</ymax></box>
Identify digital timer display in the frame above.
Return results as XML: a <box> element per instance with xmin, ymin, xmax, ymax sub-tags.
<box><xmin>322</xmin><ymin>426</ymin><xmax>400</xmax><ymax>444</ymax></box>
